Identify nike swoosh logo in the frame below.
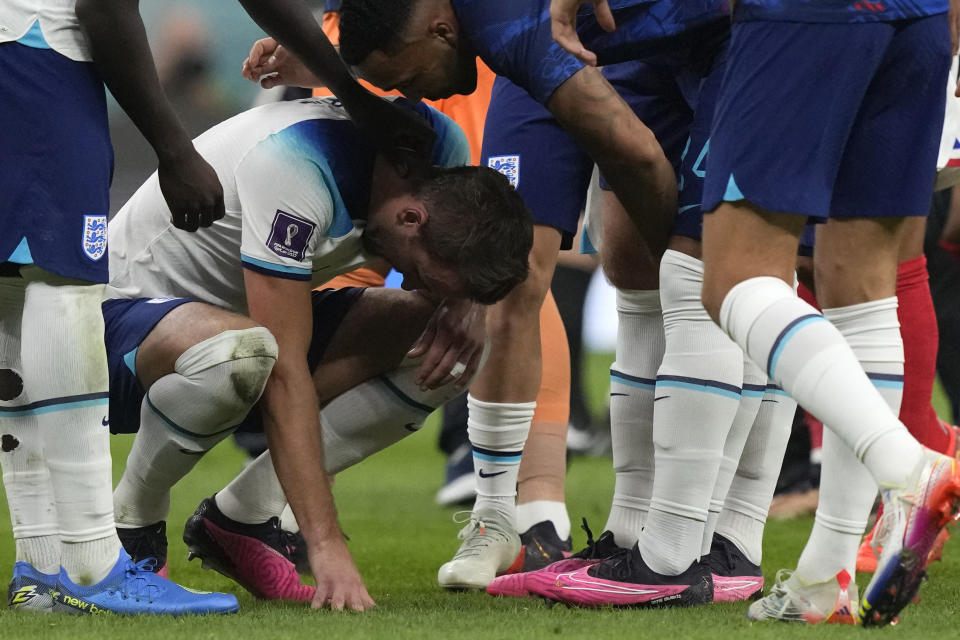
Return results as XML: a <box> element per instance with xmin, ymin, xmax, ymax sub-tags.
<box><xmin>610</xmin><ymin>392</ymin><xmax>629</xmax><ymax>397</ymax></box>
<box><xmin>101</xmin><ymin>417</ymin><xmax>109</xmax><ymax>427</ymax></box>
<box><xmin>178</xmin><ymin>448</ymin><xmax>205</xmax><ymax>456</ymax></box>
<box><xmin>761</xmin><ymin>399</ymin><xmax>779</xmax><ymax>403</ymax></box>
<box><xmin>478</xmin><ymin>469</ymin><xmax>507</xmax><ymax>478</ymax></box>
<box><xmin>654</xmin><ymin>395</ymin><xmax>670</xmax><ymax>402</ymax></box>
<box><xmin>678</xmin><ymin>204</ymin><xmax>701</xmax><ymax>214</ymax></box>
<box><xmin>403</xmin><ymin>422</ymin><xmax>418</xmax><ymax>432</ymax></box>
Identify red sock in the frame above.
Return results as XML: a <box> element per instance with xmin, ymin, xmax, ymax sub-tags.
<box><xmin>896</xmin><ymin>256</ymin><xmax>952</xmax><ymax>453</ymax></box>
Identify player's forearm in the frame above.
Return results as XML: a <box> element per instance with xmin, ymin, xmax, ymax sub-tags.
<box><xmin>237</xmin><ymin>0</ymin><xmax>366</xmax><ymax>102</ymax></box>
<box><xmin>260</xmin><ymin>362</ymin><xmax>343</xmax><ymax>546</ymax></box>
<box><xmin>548</xmin><ymin>67</ymin><xmax>676</xmax><ymax>258</ymax></box>
<box><xmin>76</xmin><ymin>0</ymin><xmax>195</xmax><ymax>164</ymax></box>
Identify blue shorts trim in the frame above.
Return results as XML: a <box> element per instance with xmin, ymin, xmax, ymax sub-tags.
<box><xmin>704</xmin><ymin>16</ymin><xmax>951</xmax><ymax>219</ymax></box>
<box><xmin>481</xmin><ymin>76</ymin><xmax>592</xmax><ymax>249</ymax></box>
<box><xmin>0</xmin><ymin>43</ymin><xmax>112</xmax><ymax>283</ymax></box>
<box><xmin>103</xmin><ymin>297</ymin><xmax>194</xmax><ymax>434</ymax></box>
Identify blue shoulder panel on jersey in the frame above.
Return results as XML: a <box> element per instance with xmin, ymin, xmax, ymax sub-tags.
<box><xmin>274</xmin><ymin>119</ymin><xmax>374</xmax><ymax>238</ymax></box>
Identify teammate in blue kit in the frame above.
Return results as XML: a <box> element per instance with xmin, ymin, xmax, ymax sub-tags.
<box><xmin>0</xmin><ymin>0</ymin><xmax>243</xmax><ymax>616</ymax></box>
<box><xmin>610</xmin><ymin>0</ymin><xmax>960</xmax><ymax>626</ymax></box>
<box><xmin>243</xmin><ymin>0</ymin><xmax>796</xmax><ymax>601</ymax></box>
<box><xmin>104</xmin><ymin>96</ymin><xmax>532</xmax><ymax>611</ymax></box>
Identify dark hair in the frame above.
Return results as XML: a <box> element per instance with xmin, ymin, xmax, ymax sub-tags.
<box><xmin>339</xmin><ymin>0</ymin><xmax>419</xmax><ymax>65</ymax></box>
<box><xmin>417</xmin><ymin>166</ymin><xmax>533</xmax><ymax>305</ymax></box>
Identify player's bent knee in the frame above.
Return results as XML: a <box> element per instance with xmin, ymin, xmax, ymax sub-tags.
<box><xmin>173</xmin><ymin>326</ymin><xmax>278</xmax><ymax>439</ymax></box>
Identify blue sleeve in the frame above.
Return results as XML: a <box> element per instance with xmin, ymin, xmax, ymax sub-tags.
<box><xmin>453</xmin><ymin>0</ymin><xmax>584</xmax><ymax>105</ymax></box>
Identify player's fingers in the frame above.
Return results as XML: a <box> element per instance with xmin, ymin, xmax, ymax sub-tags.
<box><xmin>456</xmin><ymin>347</ymin><xmax>482</xmax><ymax>389</ymax></box>
<box><xmin>246</xmin><ymin>38</ymin><xmax>276</xmax><ymax>71</ymax></box>
<box><xmin>422</xmin><ymin>341</ymin><xmax>465</xmax><ymax>389</ymax></box>
<box><xmin>349</xmin><ymin>592</ymin><xmax>375</xmax><ymax>611</ymax></box>
<box><xmin>328</xmin><ymin>589</ymin><xmax>346</xmax><ymax>611</ymax></box>
<box><xmin>260</xmin><ymin>74</ymin><xmax>283</xmax><ymax>90</ymax></box>
<box><xmin>595</xmin><ymin>0</ymin><xmax>617</xmax><ymax>32</ymax></box>
<box><xmin>417</xmin><ymin>341</ymin><xmax>452</xmax><ymax>389</ymax></box>
<box><xmin>311</xmin><ymin>584</ymin><xmax>331</xmax><ymax>610</ymax></box>
<box><xmin>408</xmin><ymin>311</ymin><xmax>439</xmax><ymax>359</ymax></box>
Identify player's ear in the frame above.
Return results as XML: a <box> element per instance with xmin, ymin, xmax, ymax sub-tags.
<box><xmin>398</xmin><ymin>204</ymin><xmax>427</xmax><ymax>229</ymax></box>
<box><xmin>431</xmin><ymin>19</ymin><xmax>458</xmax><ymax>47</ymax></box>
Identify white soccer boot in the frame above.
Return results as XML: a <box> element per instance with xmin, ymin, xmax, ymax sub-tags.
<box><xmin>437</xmin><ymin>506</ymin><xmax>521</xmax><ymax>590</ymax></box>
<box><xmin>747</xmin><ymin>569</ymin><xmax>859</xmax><ymax>624</ymax></box>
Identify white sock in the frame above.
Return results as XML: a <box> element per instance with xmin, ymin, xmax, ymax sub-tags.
<box><xmin>0</xmin><ymin>279</ymin><xmax>59</xmax><ymax>575</ymax></box>
<box><xmin>218</xmin><ymin>356</ymin><xmax>464</xmax><ymax>524</ymax></box>
<box><xmin>702</xmin><ymin>355</ymin><xmax>765</xmax><ymax>557</ymax></box>
<box><xmin>794</xmin><ymin>298</ymin><xmax>902</xmax><ymax>584</ymax></box>
<box><xmin>114</xmin><ymin>328</ymin><xmax>277</xmax><ymax>528</ymax></box>
<box><xmin>516</xmin><ymin>500</ymin><xmax>571</xmax><ymax>539</ymax></box>
<box><xmin>716</xmin><ymin>382</ymin><xmax>797</xmax><ymax>565</ymax></box>
<box><xmin>21</xmin><ymin>280</ymin><xmax>119</xmax><ymax>585</ymax></box>
<box><xmin>604</xmin><ymin>288</ymin><xmax>664</xmax><ymax>548</ymax></box>
<box><xmin>718</xmin><ymin>277</ymin><xmax>921</xmax><ymax>489</ymax></box>
<box><xmin>467</xmin><ymin>395</ymin><xmax>535</xmax><ymax>525</ymax></box>
<box><xmin>637</xmin><ymin>253</ymin><xmax>745</xmax><ymax>575</ymax></box>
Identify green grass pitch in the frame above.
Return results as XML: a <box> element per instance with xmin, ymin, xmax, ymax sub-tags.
<box><xmin>0</xmin><ymin>355</ymin><xmax>957</xmax><ymax>639</ymax></box>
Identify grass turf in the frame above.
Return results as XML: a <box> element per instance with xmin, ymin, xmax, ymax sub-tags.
<box><xmin>0</xmin><ymin>354</ymin><xmax>957</xmax><ymax>638</ymax></box>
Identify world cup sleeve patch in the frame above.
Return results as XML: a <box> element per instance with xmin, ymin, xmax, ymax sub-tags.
<box><xmin>266</xmin><ymin>210</ymin><xmax>316</xmax><ymax>262</ymax></box>
<box><xmin>82</xmin><ymin>215</ymin><xmax>108</xmax><ymax>261</ymax></box>
<box><xmin>487</xmin><ymin>155</ymin><xmax>520</xmax><ymax>189</ymax></box>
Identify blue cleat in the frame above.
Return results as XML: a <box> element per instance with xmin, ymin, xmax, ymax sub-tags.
<box><xmin>54</xmin><ymin>548</ymin><xmax>238</xmax><ymax>615</ymax></box>
<box><xmin>7</xmin><ymin>562</ymin><xmax>57</xmax><ymax>612</ymax></box>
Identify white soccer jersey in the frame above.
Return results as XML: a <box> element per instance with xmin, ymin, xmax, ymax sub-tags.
<box><xmin>0</xmin><ymin>0</ymin><xmax>91</xmax><ymax>61</ymax></box>
<box><xmin>107</xmin><ymin>97</ymin><xmax>470</xmax><ymax>313</ymax></box>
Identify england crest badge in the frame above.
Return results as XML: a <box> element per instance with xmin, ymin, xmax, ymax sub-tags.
<box><xmin>487</xmin><ymin>155</ymin><xmax>520</xmax><ymax>189</ymax></box>
<box><xmin>82</xmin><ymin>215</ymin><xmax>107</xmax><ymax>261</ymax></box>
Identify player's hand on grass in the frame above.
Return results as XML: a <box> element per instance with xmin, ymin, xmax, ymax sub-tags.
<box><xmin>309</xmin><ymin>535</ymin><xmax>375</xmax><ymax>612</ymax></box>
<box><xmin>243</xmin><ymin>37</ymin><xmax>322</xmax><ymax>89</ymax></box>
<box><xmin>550</xmin><ymin>0</ymin><xmax>616</xmax><ymax>66</ymax></box>
<box><xmin>157</xmin><ymin>145</ymin><xmax>225</xmax><ymax>232</ymax></box>
<box><xmin>408</xmin><ymin>299</ymin><xmax>486</xmax><ymax>391</ymax></box>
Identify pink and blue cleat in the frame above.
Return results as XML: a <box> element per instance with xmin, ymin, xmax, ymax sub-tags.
<box><xmin>860</xmin><ymin>451</ymin><xmax>960</xmax><ymax>627</ymax></box>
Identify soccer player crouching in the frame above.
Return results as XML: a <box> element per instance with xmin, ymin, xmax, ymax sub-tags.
<box><xmin>101</xmin><ymin>96</ymin><xmax>533</xmax><ymax>611</ymax></box>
